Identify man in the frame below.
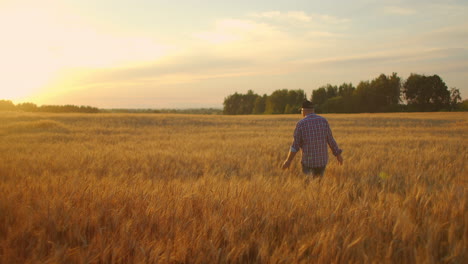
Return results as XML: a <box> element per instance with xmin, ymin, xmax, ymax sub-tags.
<box><xmin>281</xmin><ymin>99</ymin><xmax>343</xmax><ymax>178</ymax></box>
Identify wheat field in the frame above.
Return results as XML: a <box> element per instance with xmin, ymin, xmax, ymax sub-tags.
<box><xmin>0</xmin><ymin>112</ymin><xmax>467</xmax><ymax>263</ymax></box>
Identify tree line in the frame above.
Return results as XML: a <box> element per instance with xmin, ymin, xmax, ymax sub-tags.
<box><xmin>0</xmin><ymin>100</ymin><xmax>100</xmax><ymax>113</ymax></box>
<box><xmin>223</xmin><ymin>89</ymin><xmax>306</xmax><ymax>115</ymax></box>
<box><xmin>223</xmin><ymin>73</ymin><xmax>467</xmax><ymax>114</ymax></box>
<box><xmin>0</xmin><ymin>100</ymin><xmax>224</xmax><ymax>115</ymax></box>
<box><xmin>103</xmin><ymin>108</ymin><xmax>223</xmax><ymax>115</ymax></box>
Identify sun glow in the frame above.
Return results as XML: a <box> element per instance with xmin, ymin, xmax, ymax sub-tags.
<box><xmin>0</xmin><ymin>5</ymin><xmax>62</xmax><ymax>101</ymax></box>
<box><xmin>1</xmin><ymin>41</ymin><xmax>61</xmax><ymax>101</ymax></box>
<box><xmin>0</xmin><ymin>69</ymin><xmax>58</xmax><ymax>102</ymax></box>
<box><xmin>0</xmin><ymin>2</ymin><xmax>172</xmax><ymax>103</ymax></box>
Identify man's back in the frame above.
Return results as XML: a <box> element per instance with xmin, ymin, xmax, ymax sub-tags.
<box><xmin>291</xmin><ymin>113</ymin><xmax>342</xmax><ymax>168</ymax></box>
<box><xmin>281</xmin><ymin>100</ymin><xmax>343</xmax><ymax>177</ymax></box>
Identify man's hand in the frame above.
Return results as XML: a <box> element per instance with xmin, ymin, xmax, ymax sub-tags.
<box><xmin>336</xmin><ymin>154</ymin><xmax>343</xmax><ymax>165</ymax></box>
<box><xmin>281</xmin><ymin>160</ymin><xmax>291</xmax><ymax>170</ymax></box>
<box><xmin>282</xmin><ymin>151</ymin><xmax>297</xmax><ymax>170</ymax></box>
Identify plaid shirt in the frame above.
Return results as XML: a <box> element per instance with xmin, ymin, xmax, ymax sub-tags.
<box><xmin>290</xmin><ymin>113</ymin><xmax>342</xmax><ymax>168</ymax></box>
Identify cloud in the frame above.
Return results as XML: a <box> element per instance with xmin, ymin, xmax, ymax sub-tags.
<box><xmin>383</xmin><ymin>6</ymin><xmax>416</xmax><ymax>15</ymax></box>
<box><xmin>62</xmin><ymin>12</ymin><xmax>347</xmax><ymax>93</ymax></box>
<box><xmin>64</xmin><ymin>55</ymin><xmax>258</xmax><ymax>86</ymax></box>
<box><xmin>31</xmin><ymin>5</ymin><xmax>468</xmax><ymax>106</ymax></box>
<box><xmin>291</xmin><ymin>47</ymin><xmax>468</xmax><ymax>68</ymax></box>
<box><xmin>382</xmin><ymin>1</ymin><xmax>468</xmax><ymax>17</ymax></box>
<box><xmin>191</xmin><ymin>18</ymin><xmax>312</xmax><ymax>63</ymax></box>
<box><xmin>249</xmin><ymin>11</ymin><xmax>311</xmax><ymax>22</ymax></box>
<box><xmin>193</xmin><ymin>19</ymin><xmax>258</xmax><ymax>44</ymax></box>
<box><xmin>35</xmin><ymin>10</ymin><xmax>358</xmax><ymax>106</ymax></box>
<box><xmin>190</xmin><ymin>12</ymin><xmax>348</xmax><ymax>62</ymax></box>
<box><xmin>312</xmin><ymin>14</ymin><xmax>350</xmax><ymax>25</ymax></box>
<box><xmin>249</xmin><ymin>10</ymin><xmax>349</xmax><ymax>25</ymax></box>
<box><xmin>417</xmin><ymin>23</ymin><xmax>468</xmax><ymax>43</ymax></box>
<box><xmin>0</xmin><ymin>2</ymin><xmax>174</xmax><ymax>69</ymax></box>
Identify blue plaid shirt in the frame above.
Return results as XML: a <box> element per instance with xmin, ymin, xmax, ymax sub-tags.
<box><xmin>290</xmin><ymin>113</ymin><xmax>342</xmax><ymax>168</ymax></box>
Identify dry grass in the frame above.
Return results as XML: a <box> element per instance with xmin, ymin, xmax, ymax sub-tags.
<box><xmin>0</xmin><ymin>112</ymin><xmax>467</xmax><ymax>263</ymax></box>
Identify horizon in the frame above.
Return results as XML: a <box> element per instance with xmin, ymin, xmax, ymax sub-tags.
<box><xmin>1</xmin><ymin>0</ymin><xmax>468</xmax><ymax>108</ymax></box>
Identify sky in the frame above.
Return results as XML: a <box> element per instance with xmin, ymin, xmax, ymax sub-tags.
<box><xmin>1</xmin><ymin>0</ymin><xmax>467</xmax><ymax>108</ymax></box>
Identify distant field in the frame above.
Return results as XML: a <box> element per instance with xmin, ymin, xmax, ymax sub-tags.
<box><xmin>0</xmin><ymin>112</ymin><xmax>467</xmax><ymax>263</ymax></box>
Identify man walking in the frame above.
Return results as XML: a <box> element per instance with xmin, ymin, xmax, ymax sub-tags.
<box><xmin>281</xmin><ymin>99</ymin><xmax>343</xmax><ymax>178</ymax></box>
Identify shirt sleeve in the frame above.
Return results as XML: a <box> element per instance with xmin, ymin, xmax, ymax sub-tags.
<box><xmin>326</xmin><ymin>122</ymin><xmax>342</xmax><ymax>156</ymax></box>
<box><xmin>290</xmin><ymin>123</ymin><xmax>301</xmax><ymax>153</ymax></box>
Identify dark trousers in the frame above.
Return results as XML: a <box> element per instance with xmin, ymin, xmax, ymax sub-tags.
<box><xmin>301</xmin><ymin>164</ymin><xmax>326</xmax><ymax>178</ymax></box>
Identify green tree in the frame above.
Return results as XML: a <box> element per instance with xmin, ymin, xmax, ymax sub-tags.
<box><xmin>223</xmin><ymin>92</ymin><xmax>242</xmax><ymax>115</ymax></box>
<box><xmin>370</xmin><ymin>73</ymin><xmax>401</xmax><ymax>112</ymax></box>
<box><xmin>223</xmin><ymin>90</ymin><xmax>260</xmax><ymax>115</ymax></box>
<box><xmin>450</xmin><ymin>88</ymin><xmax>461</xmax><ymax>111</ymax></box>
<box><xmin>265</xmin><ymin>89</ymin><xmax>289</xmax><ymax>114</ymax></box>
<box><xmin>459</xmin><ymin>99</ymin><xmax>468</xmax><ymax>111</ymax></box>
<box><xmin>327</xmin><ymin>96</ymin><xmax>345</xmax><ymax>113</ymax></box>
<box><xmin>351</xmin><ymin>73</ymin><xmax>402</xmax><ymax>113</ymax></box>
<box><xmin>337</xmin><ymin>83</ymin><xmax>357</xmax><ymax>113</ymax></box>
<box><xmin>325</xmin><ymin>84</ymin><xmax>338</xmax><ymax>98</ymax></box>
<box><xmin>0</xmin><ymin>100</ymin><xmax>16</xmax><ymax>111</ymax></box>
<box><xmin>239</xmin><ymin>90</ymin><xmax>259</xmax><ymax>115</ymax></box>
<box><xmin>311</xmin><ymin>87</ymin><xmax>327</xmax><ymax>112</ymax></box>
<box><xmin>284</xmin><ymin>104</ymin><xmax>294</xmax><ymax>114</ymax></box>
<box><xmin>338</xmin><ymin>83</ymin><xmax>355</xmax><ymax>98</ymax></box>
<box><xmin>311</xmin><ymin>84</ymin><xmax>338</xmax><ymax>113</ymax></box>
<box><xmin>285</xmin><ymin>89</ymin><xmax>305</xmax><ymax>114</ymax></box>
<box><xmin>252</xmin><ymin>94</ymin><xmax>267</xmax><ymax>114</ymax></box>
<box><xmin>354</xmin><ymin>80</ymin><xmax>376</xmax><ymax>112</ymax></box>
<box><xmin>16</xmin><ymin>102</ymin><xmax>38</xmax><ymax>112</ymax></box>
<box><xmin>403</xmin><ymin>74</ymin><xmax>450</xmax><ymax>111</ymax></box>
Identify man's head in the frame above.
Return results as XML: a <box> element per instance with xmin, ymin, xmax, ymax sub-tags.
<box><xmin>301</xmin><ymin>99</ymin><xmax>315</xmax><ymax>116</ymax></box>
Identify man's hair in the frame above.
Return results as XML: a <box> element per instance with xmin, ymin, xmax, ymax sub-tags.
<box><xmin>302</xmin><ymin>99</ymin><xmax>314</xmax><ymax>109</ymax></box>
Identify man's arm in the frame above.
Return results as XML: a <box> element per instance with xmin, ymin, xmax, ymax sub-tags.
<box><xmin>282</xmin><ymin>124</ymin><xmax>301</xmax><ymax>169</ymax></box>
<box><xmin>326</xmin><ymin>122</ymin><xmax>343</xmax><ymax>165</ymax></box>
<box><xmin>281</xmin><ymin>150</ymin><xmax>297</xmax><ymax>169</ymax></box>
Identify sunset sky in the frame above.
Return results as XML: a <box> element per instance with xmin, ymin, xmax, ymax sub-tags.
<box><xmin>1</xmin><ymin>0</ymin><xmax>467</xmax><ymax>108</ymax></box>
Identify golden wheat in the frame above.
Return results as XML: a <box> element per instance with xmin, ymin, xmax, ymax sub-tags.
<box><xmin>0</xmin><ymin>112</ymin><xmax>467</xmax><ymax>263</ymax></box>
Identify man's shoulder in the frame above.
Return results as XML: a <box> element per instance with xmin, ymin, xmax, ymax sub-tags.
<box><xmin>297</xmin><ymin>114</ymin><xmax>328</xmax><ymax>126</ymax></box>
<box><xmin>306</xmin><ymin>114</ymin><xmax>327</xmax><ymax>122</ymax></box>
